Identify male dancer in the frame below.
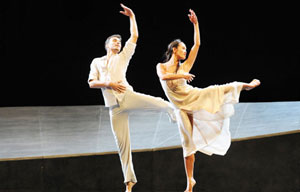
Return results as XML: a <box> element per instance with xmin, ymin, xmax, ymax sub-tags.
<box><xmin>88</xmin><ymin>4</ymin><xmax>174</xmax><ymax>192</ymax></box>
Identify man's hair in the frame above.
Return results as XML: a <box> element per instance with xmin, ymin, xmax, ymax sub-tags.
<box><xmin>105</xmin><ymin>34</ymin><xmax>122</xmax><ymax>51</ymax></box>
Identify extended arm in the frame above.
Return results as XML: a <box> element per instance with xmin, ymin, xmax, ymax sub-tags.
<box><xmin>156</xmin><ymin>64</ymin><xmax>195</xmax><ymax>82</ymax></box>
<box><xmin>182</xmin><ymin>9</ymin><xmax>201</xmax><ymax>72</ymax></box>
<box><xmin>120</xmin><ymin>4</ymin><xmax>138</xmax><ymax>44</ymax></box>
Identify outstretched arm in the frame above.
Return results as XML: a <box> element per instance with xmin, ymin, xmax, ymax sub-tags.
<box><xmin>156</xmin><ymin>64</ymin><xmax>195</xmax><ymax>83</ymax></box>
<box><xmin>182</xmin><ymin>9</ymin><xmax>201</xmax><ymax>72</ymax></box>
<box><xmin>120</xmin><ymin>4</ymin><xmax>138</xmax><ymax>44</ymax></box>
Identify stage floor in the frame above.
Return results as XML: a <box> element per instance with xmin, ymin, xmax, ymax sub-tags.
<box><xmin>0</xmin><ymin>102</ymin><xmax>299</xmax><ymax>161</ymax></box>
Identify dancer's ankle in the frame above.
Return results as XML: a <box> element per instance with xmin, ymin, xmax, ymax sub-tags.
<box><xmin>185</xmin><ymin>177</ymin><xmax>196</xmax><ymax>192</ymax></box>
<box><xmin>125</xmin><ymin>181</ymin><xmax>136</xmax><ymax>192</ymax></box>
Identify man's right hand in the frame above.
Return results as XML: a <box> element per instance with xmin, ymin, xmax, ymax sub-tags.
<box><xmin>120</xmin><ymin>3</ymin><xmax>134</xmax><ymax>18</ymax></box>
<box><xmin>108</xmin><ymin>80</ymin><xmax>126</xmax><ymax>93</ymax></box>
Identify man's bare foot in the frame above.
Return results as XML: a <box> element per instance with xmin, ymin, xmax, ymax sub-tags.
<box><xmin>125</xmin><ymin>181</ymin><xmax>136</xmax><ymax>192</ymax></box>
<box><xmin>184</xmin><ymin>178</ymin><xmax>196</xmax><ymax>192</ymax></box>
<box><xmin>243</xmin><ymin>79</ymin><xmax>261</xmax><ymax>91</ymax></box>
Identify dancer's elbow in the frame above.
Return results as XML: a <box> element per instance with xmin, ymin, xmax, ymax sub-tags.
<box><xmin>88</xmin><ymin>81</ymin><xmax>96</xmax><ymax>88</ymax></box>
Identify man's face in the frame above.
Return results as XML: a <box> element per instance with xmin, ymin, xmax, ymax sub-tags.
<box><xmin>107</xmin><ymin>37</ymin><xmax>121</xmax><ymax>53</ymax></box>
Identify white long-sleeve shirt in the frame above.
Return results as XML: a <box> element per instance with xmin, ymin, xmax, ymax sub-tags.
<box><xmin>88</xmin><ymin>40</ymin><xmax>136</xmax><ymax>107</ymax></box>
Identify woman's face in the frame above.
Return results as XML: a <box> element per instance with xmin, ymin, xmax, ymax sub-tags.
<box><xmin>174</xmin><ymin>42</ymin><xmax>187</xmax><ymax>60</ymax></box>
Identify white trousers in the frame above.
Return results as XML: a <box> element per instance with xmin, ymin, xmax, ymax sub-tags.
<box><xmin>109</xmin><ymin>89</ymin><xmax>174</xmax><ymax>183</ymax></box>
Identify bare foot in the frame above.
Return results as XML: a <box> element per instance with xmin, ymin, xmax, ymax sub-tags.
<box><xmin>243</xmin><ymin>79</ymin><xmax>261</xmax><ymax>91</ymax></box>
<box><xmin>125</xmin><ymin>181</ymin><xmax>136</xmax><ymax>192</ymax></box>
<box><xmin>184</xmin><ymin>178</ymin><xmax>196</xmax><ymax>192</ymax></box>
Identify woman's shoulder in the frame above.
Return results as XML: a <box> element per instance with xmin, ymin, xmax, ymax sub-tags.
<box><xmin>157</xmin><ymin>62</ymin><xmax>169</xmax><ymax>74</ymax></box>
<box><xmin>157</xmin><ymin>62</ymin><xmax>166</xmax><ymax>69</ymax></box>
<box><xmin>157</xmin><ymin>61</ymin><xmax>169</xmax><ymax>67</ymax></box>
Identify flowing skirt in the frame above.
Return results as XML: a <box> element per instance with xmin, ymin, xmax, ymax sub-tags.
<box><xmin>161</xmin><ymin>80</ymin><xmax>244</xmax><ymax>157</ymax></box>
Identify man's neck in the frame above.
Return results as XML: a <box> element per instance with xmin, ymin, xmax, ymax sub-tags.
<box><xmin>106</xmin><ymin>49</ymin><xmax>118</xmax><ymax>59</ymax></box>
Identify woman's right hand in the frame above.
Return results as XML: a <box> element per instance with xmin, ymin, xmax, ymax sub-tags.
<box><xmin>188</xmin><ymin>9</ymin><xmax>198</xmax><ymax>24</ymax></box>
<box><xmin>183</xmin><ymin>73</ymin><xmax>195</xmax><ymax>83</ymax></box>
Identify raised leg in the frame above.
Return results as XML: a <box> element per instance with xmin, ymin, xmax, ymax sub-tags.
<box><xmin>122</xmin><ymin>90</ymin><xmax>176</xmax><ymax>122</ymax></box>
<box><xmin>242</xmin><ymin>79</ymin><xmax>261</xmax><ymax>91</ymax></box>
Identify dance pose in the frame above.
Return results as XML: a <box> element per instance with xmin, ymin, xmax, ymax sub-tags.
<box><xmin>156</xmin><ymin>9</ymin><xmax>260</xmax><ymax>192</ymax></box>
<box><xmin>88</xmin><ymin>4</ymin><xmax>175</xmax><ymax>192</ymax></box>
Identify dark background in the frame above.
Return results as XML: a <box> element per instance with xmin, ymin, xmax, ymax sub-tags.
<box><xmin>1</xmin><ymin>0</ymin><xmax>299</xmax><ymax>107</ymax></box>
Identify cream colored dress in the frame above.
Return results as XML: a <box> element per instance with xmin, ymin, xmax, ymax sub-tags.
<box><xmin>160</xmin><ymin>68</ymin><xmax>244</xmax><ymax>157</ymax></box>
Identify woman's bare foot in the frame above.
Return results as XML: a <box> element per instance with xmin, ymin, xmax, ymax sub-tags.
<box><xmin>125</xmin><ymin>181</ymin><xmax>136</xmax><ymax>192</ymax></box>
<box><xmin>243</xmin><ymin>79</ymin><xmax>261</xmax><ymax>91</ymax></box>
<box><xmin>185</xmin><ymin>178</ymin><xmax>196</xmax><ymax>192</ymax></box>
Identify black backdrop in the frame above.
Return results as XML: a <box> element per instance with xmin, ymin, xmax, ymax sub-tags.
<box><xmin>1</xmin><ymin>0</ymin><xmax>299</xmax><ymax>107</ymax></box>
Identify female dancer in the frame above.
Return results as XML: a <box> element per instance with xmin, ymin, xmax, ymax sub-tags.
<box><xmin>156</xmin><ymin>9</ymin><xmax>260</xmax><ymax>192</ymax></box>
